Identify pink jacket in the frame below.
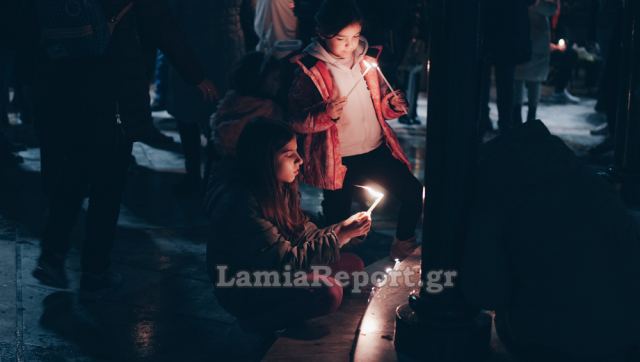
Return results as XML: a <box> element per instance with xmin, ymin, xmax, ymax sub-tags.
<box><xmin>287</xmin><ymin>46</ymin><xmax>411</xmax><ymax>190</ymax></box>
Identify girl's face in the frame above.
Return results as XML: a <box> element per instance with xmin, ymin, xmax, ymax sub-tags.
<box><xmin>275</xmin><ymin>138</ymin><xmax>303</xmax><ymax>184</ymax></box>
<box><xmin>323</xmin><ymin>22</ymin><xmax>362</xmax><ymax>59</ymax></box>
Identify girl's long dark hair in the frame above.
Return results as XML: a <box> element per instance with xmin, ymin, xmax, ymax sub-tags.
<box><xmin>236</xmin><ymin>119</ymin><xmax>307</xmax><ymax>240</ymax></box>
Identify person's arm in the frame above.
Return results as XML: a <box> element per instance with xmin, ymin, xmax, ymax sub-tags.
<box><xmin>287</xmin><ymin>69</ymin><xmax>338</xmax><ymax>134</ymax></box>
<box><xmin>239</xmin><ymin>201</ymin><xmax>341</xmax><ymax>271</ymax></box>
<box><xmin>381</xmin><ymin>90</ymin><xmax>408</xmax><ymax>120</ymax></box>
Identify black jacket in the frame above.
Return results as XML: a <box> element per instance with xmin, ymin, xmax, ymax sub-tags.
<box><xmin>482</xmin><ymin>0</ymin><xmax>535</xmax><ymax>65</ymax></box>
<box><xmin>11</xmin><ymin>0</ymin><xmax>206</xmax><ymax>140</ymax></box>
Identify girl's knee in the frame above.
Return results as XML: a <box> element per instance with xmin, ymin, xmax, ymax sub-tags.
<box><xmin>312</xmin><ymin>276</ymin><xmax>343</xmax><ymax>315</ymax></box>
<box><xmin>332</xmin><ymin>252</ymin><xmax>365</xmax><ymax>275</ymax></box>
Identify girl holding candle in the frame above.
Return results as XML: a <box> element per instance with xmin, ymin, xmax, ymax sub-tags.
<box><xmin>205</xmin><ymin>119</ymin><xmax>370</xmax><ymax>332</ymax></box>
<box><xmin>287</xmin><ymin>0</ymin><xmax>423</xmax><ymax>260</ymax></box>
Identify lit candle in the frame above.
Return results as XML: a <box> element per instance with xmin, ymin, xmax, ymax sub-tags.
<box><xmin>373</xmin><ymin>64</ymin><xmax>408</xmax><ymax>115</ymax></box>
<box><xmin>356</xmin><ymin>185</ymin><xmax>385</xmax><ymax>215</ymax></box>
<box><xmin>345</xmin><ymin>61</ymin><xmax>374</xmax><ymax>98</ymax></box>
<box><xmin>558</xmin><ymin>38</ymin><xmax>566</xmax><ymax>51</ymax></box>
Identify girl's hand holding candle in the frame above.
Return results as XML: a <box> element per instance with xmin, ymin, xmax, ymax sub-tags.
<box><xmin>388</xmin><ymin>90</ymin><xmax>409</xmax><ymax>115</ymax></box>
<box><xmin>326</xmin><ymin>92</ymin><xmax>347</xmax><ymax>121</ymax></box>
<box><xmin>335</xmin><ymin>212</ymin><xmax>372</xmax><ymax>247</ymax></box>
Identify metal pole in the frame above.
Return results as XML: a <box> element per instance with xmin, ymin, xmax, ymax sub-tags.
<box><xmin>614</xmin><ymin>0</ymin><xmax>640</xmax><ymax>205</ymax></box>
<box><xmin>394</xmin><ymin>0</ymin><xmax>492</xmax><ymax>359</ymax></box>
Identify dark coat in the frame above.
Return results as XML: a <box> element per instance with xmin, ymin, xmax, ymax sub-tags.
<box><xmin>19</xmin><ymin>0</ymin><xmax>206</xmax><ymax>140</ymax></box>
<box><xmin>483</xmin><ymin>0</ymin><xmax>535</xmax><ymax>66</ymax></box>
<box><xmin>167</xmin><ymin>0</ymin><xmax>248</xmax><ymax>122</ymax></box>
<box><xmin>461</xmin><ymin>120</ymin><xmax>640</xmax><ymax>358</ymax></box>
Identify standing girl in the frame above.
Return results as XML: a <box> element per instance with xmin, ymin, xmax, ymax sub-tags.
<box><xmin>288</xmin><ymin>0</ymin><xmax>423</xmax><ymax>260</ymax></box>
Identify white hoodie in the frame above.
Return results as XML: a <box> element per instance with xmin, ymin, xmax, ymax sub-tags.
<box><xmin>304</xmin><ymin>38</ymin><xmax>383</xmax><ymax>157</ymax></box>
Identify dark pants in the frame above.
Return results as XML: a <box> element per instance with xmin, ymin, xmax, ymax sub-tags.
<box><xmin>513</xmin><ymin>80</ymin><xmax>541</xmax><ymax>123</ymax></box>
<box><xmin>34</xmin><ymin>59</ymin><xmax>132</xmax><ymax>274</ymax></box>
<box><xmin>480</xmin><ymin>62</ymin><xmax>516</xmax><ymax>133</ymax></box>
<box><xmin>322</xmin><ymin>146</ymin><xmax>423</xmax><ymax>241</ymax></box>
<box><xmin>176</xmin><ymin>119</ymin><xmax>203</xmax><ymax>183</ymax></box>
<box><xmin>551</xmin><ymin>47</ymin><xmax>578</xmax><ymax>93</ymax></box>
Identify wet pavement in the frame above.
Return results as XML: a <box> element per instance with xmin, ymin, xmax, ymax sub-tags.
<box><xmin>0</xmin><ymin>90</ymin><xmax>611</xmax><ymax>361</ymax></box>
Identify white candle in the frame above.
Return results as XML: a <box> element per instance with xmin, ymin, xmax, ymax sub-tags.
<box><xmin>367</xmin><ymin>195</ymin><xmax>384</xmax><ymax>215</ymax></box>
<box><xmin>356</xmin><ymin>185</ymin><xmax>385</xmax><ymax>215</ymax></box>
<box><xmin>345</xmin><ymin>61</ymin><xmax>375</xmax><ymax>98</ymax></box>
<box><xmin>375</xmin><ymin>66</ymin><xmax>409</xmax><ymax>115</ymax></box>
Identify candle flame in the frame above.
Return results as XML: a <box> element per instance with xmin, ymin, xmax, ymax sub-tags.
<box><xmin>362</xmin><ymin>60</ymin><xmax>378</xmax><ymax>69</ymax></box>
<box><xmin>356</xmin><ymin>185</ymin><xmax>384</xmax><ymax>214</ymax></box>
<box><xmin>356</xmin><ymin>185</ymin><xmax>383</xmax><ymax>199</ymax></box>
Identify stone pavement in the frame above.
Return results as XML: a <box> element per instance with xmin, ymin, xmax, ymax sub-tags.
<box><xmin>0</xmin><ymin>91</ymin><xmax>611</xmax><ymax>361</ymax></box>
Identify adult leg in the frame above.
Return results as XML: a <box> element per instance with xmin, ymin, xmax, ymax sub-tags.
<box><xmin>176</xmin><ymin>119</ymin><xmax>202</xmax><ymax>187</ymax></box>
<box><xmin>494</xmin><ymin>63</ymin><xmax>516</xmax><ymax>133</ymax></box>
<box><xmin>479</xmin><ymin>62</ymin><xmax>493</xmax><ymax>134</ymax></box>
<box><xmin>513</xmin><ymin>79</ymin><xmax>525</xmax><ymax>125</ymax></box>
<box><xmin>38</xmin><ymin>141</ymin><xmax>87</xmax><ymax>265</ymax></box>
<box><xmin>554</xmin><ymin>48</ymin><xmax>573</xmax><ymax>93</ymax></box>
<box><xmin>525</xmin><ymin>81</ymin><xmax>541</xmax><ymax>122</ymax></box>
<box><xmin>400</xmin><ymin>65</ymin><xmax>423</xmax><ymax>125</ymax></box>
<box><xmin>82</xmin><ymin>115</ymin><xmax>132</xmax><ymax>275</ymax></box>
<box><xmin>32</xmin><ymin>74</ymin><xmax>89</xmax><ymax>287</ymax></box>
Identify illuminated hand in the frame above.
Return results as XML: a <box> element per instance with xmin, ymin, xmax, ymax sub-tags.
<box><xmin>326</xmin><ymin>92</ymin><xmax>347</xmax><ymax>121</ymax></box>
<box><xmin>389</xmin><ymin>90</ymin><xmax>408</xmax><ymax>113</ymax></box>
<box><xmin>335</xmin><ymin>212</ymin><xmax>372</xmax><ymax>246</ymax></box>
